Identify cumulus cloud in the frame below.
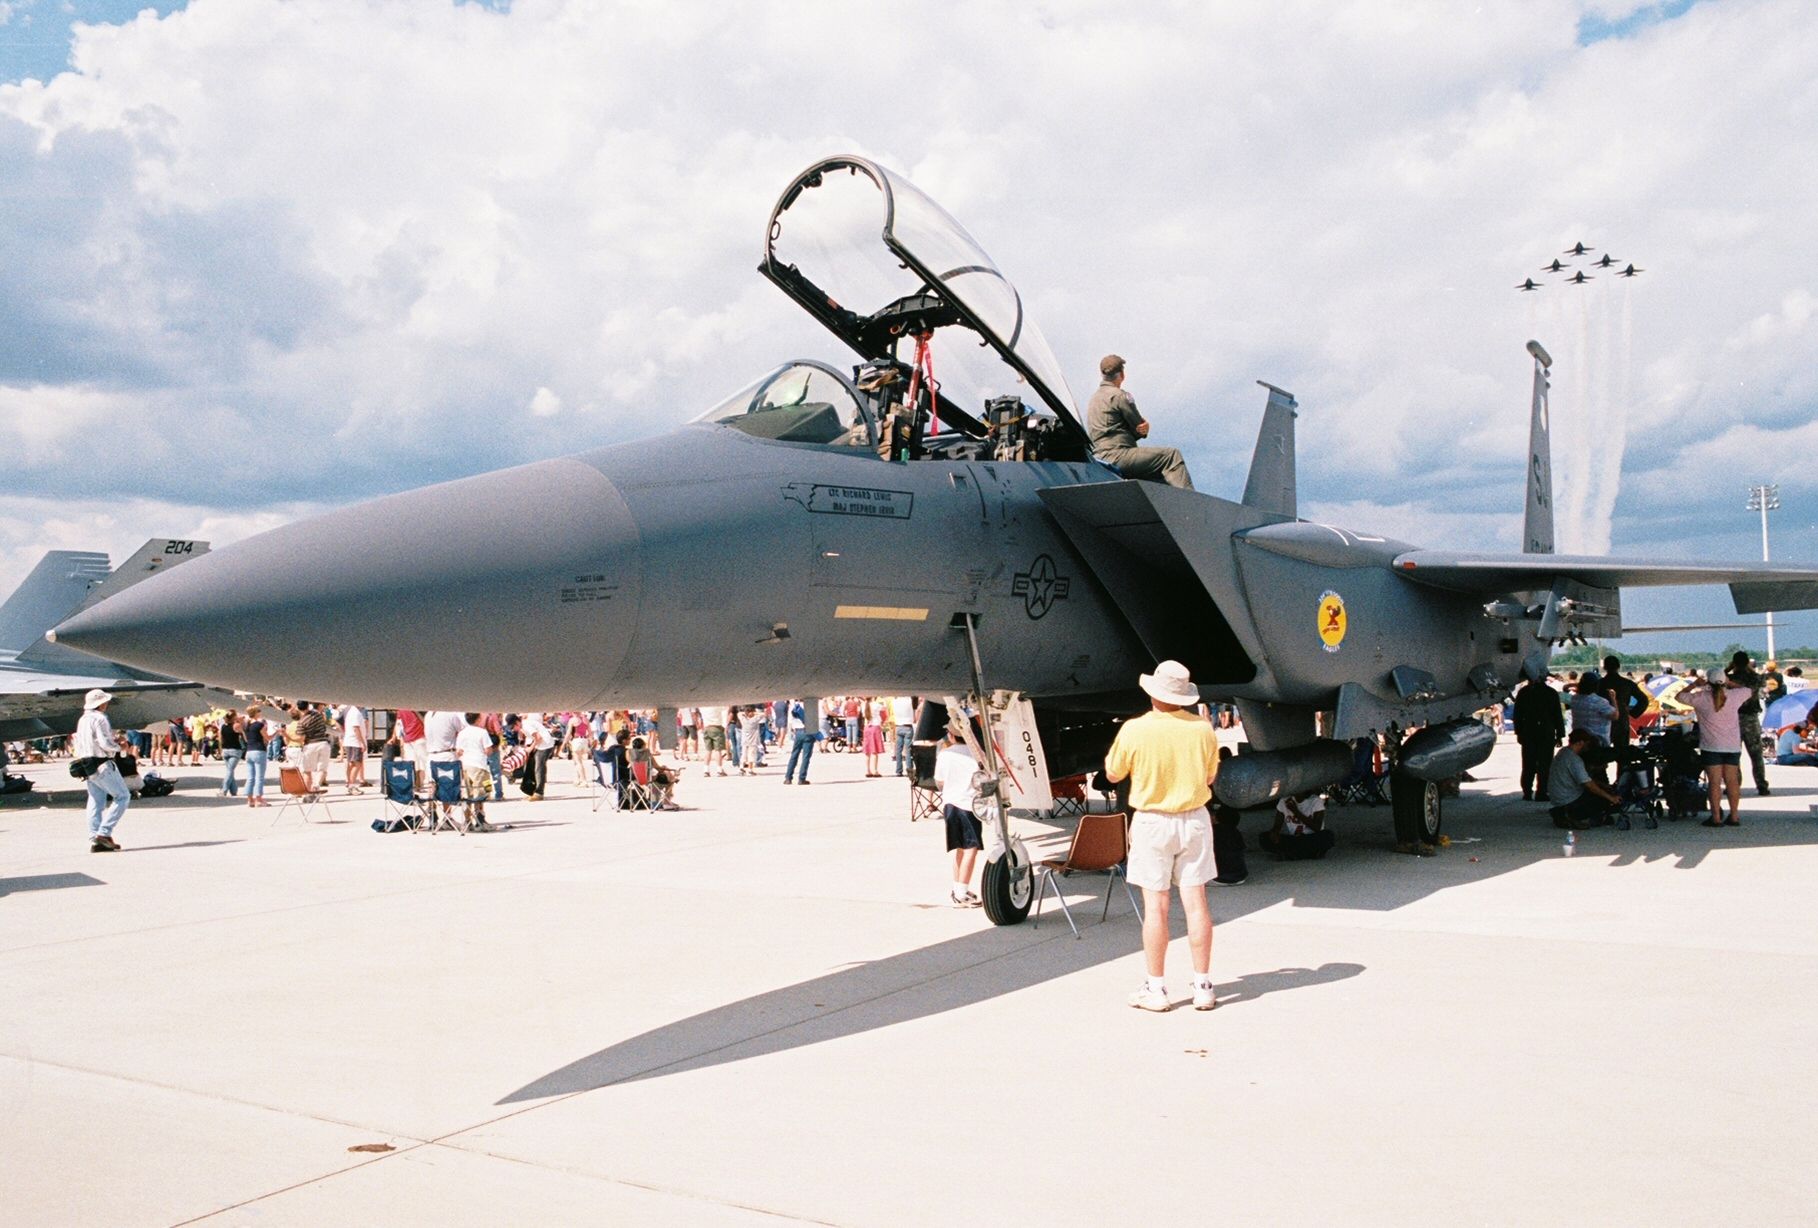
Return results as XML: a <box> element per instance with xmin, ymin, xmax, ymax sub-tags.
<box><xmin>0</xmin><ymin>0</ymin><xmax>1815</xmax><ymax>647</ymax></box>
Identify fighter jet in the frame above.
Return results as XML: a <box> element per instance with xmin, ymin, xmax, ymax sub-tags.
<box><xmin>1565</xmin><ymin>242</ymin><xmax>1594</xmax><ymax>256</ymax></box>
<box><xmin>51</xmin><ymin>155</ymin><xmax>1818</xmax><ymax>923</ymax></box>
<box><xmin>1515</xmin><ymin>278</ymin><xmax>1542</xmax><ymax>292</ymax></box>
<box><xmin>1618</xmin><ymin>264</ymin><xmax>1644</xmax><ymax>278</ymax></box>
<box><xmin>1542</xmin><ymin>259</ymin><xmax>1569</xmax><ymax>273</ymax></box>
<box><xmin>0</xmin><ymin>540</ymin><xmax>237</xmax><ymax>741</ymax></box>
<box><xmin>1593</xmin><ymin>254</ymin><xmax>1619</xmax><ymax>268</ymax></box>
<box><xmin>1567</xmin><ymin>270</ymin><xmax>1594</xmax><ymax>285</ymax></box>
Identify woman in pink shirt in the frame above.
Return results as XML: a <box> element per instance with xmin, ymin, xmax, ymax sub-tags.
<box><xmin>1684</xmin><ymin>668</ymin><xmax>1751</xmax><ymax>826</ymax></box>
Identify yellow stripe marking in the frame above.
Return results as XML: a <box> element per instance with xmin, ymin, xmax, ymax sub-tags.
<box><xmin>834</xmin><ymin>605</ymin><xmax>929</xmax><ymax>621</ymax></box>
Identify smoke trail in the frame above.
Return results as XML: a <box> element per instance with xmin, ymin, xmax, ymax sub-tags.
<box><xmin>1558</xmin><ymin>288</ymin><xmax>1592</xmax><ymax>551</ymax></box>
<box><xmin>1592</xmin><ymin>282</ymin><xmax>1636</xmax><ymax>555</ymax></box>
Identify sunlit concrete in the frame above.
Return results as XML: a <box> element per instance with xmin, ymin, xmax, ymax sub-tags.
<box><xmin>3</xmin><ymin>738</ymin><xmax>1816</xmax><ymax>1226</ymax></box>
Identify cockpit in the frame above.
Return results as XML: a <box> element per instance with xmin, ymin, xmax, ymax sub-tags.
<box><xmin>692</xmin><ymin>156</ymin><xmax>1094</xmax><ymax>466</ymax></box>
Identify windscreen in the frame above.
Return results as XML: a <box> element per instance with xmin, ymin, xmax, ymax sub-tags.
<box><xmin>690</xmin><ymin>361</ymin><xmax>874</xmax><ymax>448</ymax></box>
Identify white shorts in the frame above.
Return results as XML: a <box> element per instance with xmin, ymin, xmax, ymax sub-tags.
<box><xmin>301</xmin><ymin>742</ymin><xmax>330</xmax><ymax>778</ymax></box>
<box><xmin>1125</xmin><ymin>807</ymin><xmax>1216</xmax><ymax>891</ymax></box>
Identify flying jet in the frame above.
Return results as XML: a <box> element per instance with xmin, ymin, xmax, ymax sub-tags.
<box><xmin>1567</xmin><ymin>271</ymin><xmax>1594</xmax><ymax>285</ymax></box>
<box><xmin>1618</xmin><ymin>264</ymin><xmax>1644</xmax><ymax>278</ymax></box>
<box><xmin>1542</xmin><ymin>259</ymin><xmax>1569</xmax><ymax>273</ymax></box>
<box><xmin>51</xmin><ymin>155</ymin><xmax>1818</xmax><ymax>924</ymax></box>
<box><xmin>1565</xmin><ymin>242</ymin><xmax>1594</xmax><ymax>256</ymax></box>
<box><xmin>1515</xmin><ymin>278</ymin><xmax>1542</xmax><ymax>292</ymax></box>
<box><xmin>1593</xmin><ymin>254</ymin><xmax>1619</xmax><ymax>269</ymax></box>
<box><xmin>0</xmin><ymin>539</ymin><xmax>237</xmax><ymax>741</ymax></box>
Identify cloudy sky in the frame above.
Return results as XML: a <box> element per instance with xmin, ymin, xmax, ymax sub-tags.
<box><xmin>3</xmin><ymin>0</ymin><xmax>1816</xmax><ymax>653</ymax></box>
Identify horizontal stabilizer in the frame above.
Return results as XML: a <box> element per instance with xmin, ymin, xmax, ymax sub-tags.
<box><xmin>0</xmin><ymin>550</ymin><xmax>111</xmax><ymax>653</ymax></box>
<box><xmin>1731</xmin><ymin>581</ymin><xmax>1818</xmax><ymax>615</ymax></box>
<box><xmin>1391</xmin><ymin>550</ymin><xmax>1818</xmax><ymax>612</ymax></box>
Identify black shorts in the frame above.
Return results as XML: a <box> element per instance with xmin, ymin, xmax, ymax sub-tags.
<box><xmin>943</xmin><ymin>804</ymin><xmax>983</xmax><ymax>852</ymax></box>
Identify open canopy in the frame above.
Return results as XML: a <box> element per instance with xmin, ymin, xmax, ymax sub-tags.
<box><xmin>760</xmin><ymin>155</ymin><xmax>1080</xmax><ymax>439</ymax></box>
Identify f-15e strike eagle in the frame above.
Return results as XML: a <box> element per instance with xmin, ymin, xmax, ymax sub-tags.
<box><xmin>51</xmin><ymin>155</ymin><xmax>1818</xmax><ymax>924</ymax></box>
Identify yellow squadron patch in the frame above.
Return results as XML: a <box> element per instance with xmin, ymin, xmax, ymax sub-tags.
<box><xmin>1317</xmin><ymin>590</ymin><xmax>1347</xmax><ymax>652</ymax></box>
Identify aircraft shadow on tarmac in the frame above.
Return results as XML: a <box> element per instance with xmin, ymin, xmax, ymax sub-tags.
<box><xmin>124</xmin><ymin>839</ymin><xmax>248</xmax><ymax>853</ymax></box>
<box><xmin>0</xmin><ymin>871</ymin><xmax>104</xmax><ymax>896</ymax></box>
<box><xmin>501</xmin><ymin>784</ymin><xmax>1818</xmax><ymax>1105</ymax></box>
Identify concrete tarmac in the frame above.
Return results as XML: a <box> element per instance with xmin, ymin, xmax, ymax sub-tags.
<box><xmin>3</xmin><ymin>738</ymin><xmax>1816</xmax><ymax>1226</ymax></box>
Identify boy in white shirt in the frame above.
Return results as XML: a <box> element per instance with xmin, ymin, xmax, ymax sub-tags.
<box><xmin>455</xmin><ymin>713</ymin><xmax>496</xmax><ymax>830</ymax></box>
<box><xmin>932</xmin><ymin>724</ymin><xmax>982</xmax><ymax>907</ymax></box>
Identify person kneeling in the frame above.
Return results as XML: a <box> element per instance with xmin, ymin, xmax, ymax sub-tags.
<box><xmin>1772</xmin><ymin>717</ymin><xmax>1818</xmax><ymax>767</ymax></box>
<box><xmin>1259</xmin><ymin>792</ymin><xmax>1335</xmax><ymax>860</ymax></box>
<box><xmin>1548</xmin><ymin>729</ymin><xmax>1619</xmax><ymax>829</ymax></box>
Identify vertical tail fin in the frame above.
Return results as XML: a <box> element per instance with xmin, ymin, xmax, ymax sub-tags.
<box><xmin>1523</xmin><ymin>340</ymin><xmax>1554</xmax><ymax>554</ymax></box>
<box><xmin>22</xmin><ymin>538</ymin><xmax>208</xmax><ymax>667</ymax></box>
<box><xmin>0</xmin><ymin>550</ymin><xmax>112</xmax><ymax>653</ymax></box>
<box><xmin>1242</xmin><ymin>381</ymin><xmax>1298</xmax><ymax>518</ymax></box>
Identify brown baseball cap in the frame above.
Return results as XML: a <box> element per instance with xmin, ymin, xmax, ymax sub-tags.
<box><xmin>1099</xmin><ymin>353</ymin><xmax>1125</xmax><ymax>377</ymax></box>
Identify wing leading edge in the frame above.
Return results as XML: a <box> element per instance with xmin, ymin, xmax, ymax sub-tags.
<box><xmin>1391</xmin><ymin>550</ymin><xmax>1818</xmax><ymax>614</ymax></box>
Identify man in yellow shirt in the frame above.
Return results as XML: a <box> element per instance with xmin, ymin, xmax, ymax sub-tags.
<box><xmin>1104</xmin><ymin>660</ymin><xmax>1220</xmax><ymax>1012</ymax></box>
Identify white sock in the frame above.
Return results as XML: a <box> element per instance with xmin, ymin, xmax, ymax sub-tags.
<box><xmin>952</xmin><ymin>882</ymin><xmax>969</xmax><ymax>897</ymax></box>
<box><xmin>1145</xmin><ymin>976</ymin><xmax>1166</xmax><ymax>994</ymax></box>
<box><xmin>1194</xmin><ymin>973</ymin><xmax>1215</xmax><ymax>988</ymax></box>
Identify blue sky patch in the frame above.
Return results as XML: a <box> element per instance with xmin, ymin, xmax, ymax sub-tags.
<box><xmin>0</xmin><ymin>1</ymin><xmax>188</xmax><ymax>85</ymax></box>
<box><xmin>1578</xmin><ymin>0</ymin><xmax>1703</xmax><ymax>46</ymax></box>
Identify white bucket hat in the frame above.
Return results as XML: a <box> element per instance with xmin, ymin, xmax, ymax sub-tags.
<box><xmin>83</xmin><ymin>688</ymin><xmax>114</xmax><ymax>710</ymax></box>
<box><xmin>1139</xmin><ymin>660</ymin><xmax>1200</xmax><ymax>706</ymax></box>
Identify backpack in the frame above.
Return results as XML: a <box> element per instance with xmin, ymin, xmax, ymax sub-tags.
<box><xmin>139</xmin><ymin>773</ymin><xmax>175</xmax><ymax>798</ymax></box>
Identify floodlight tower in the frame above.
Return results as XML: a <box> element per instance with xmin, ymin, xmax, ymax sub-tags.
<box><xmin>1748</xmin><ymin>483</ymin><xmax>1780</xmax><ymax>659</ymax></box>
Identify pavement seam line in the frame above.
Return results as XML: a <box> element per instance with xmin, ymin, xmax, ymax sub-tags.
<box><xmin>414</xmin><ymin>1139</ymin><xmax>851</xmax><ymax>1226</ymax></box>
<box><xmin>0</xmin><ymin>1051</ymin><xmax>429</xmax><ymax>1140</ymax></box>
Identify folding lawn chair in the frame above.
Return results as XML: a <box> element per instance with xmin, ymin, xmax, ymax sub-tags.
<box><xmin>623</xmin><ymin>758</ymin><xmax>658</xmax><ymax>810</ymax></box>
<box><xmin>591</xmin><ymin>749</ymin><xmax>623</xmax><ymax>813</ymax></box>
<box><xmin>1049</xmin><ymin>773</ymin><xmax>1089</xmax><ymax>819</ymax></box>
<box><xmin>1031</xmin><ymin>811</ymin><xmax>1141</xmax><ymax>938</ymax></box>
<box><xmin>273</xmin><ymin>764</ymin><xmax>324</xmax><ymax>824</ymax></box>
<box><xmin>424</xmin><ymin>760</ymin><xmax>468</xmax><ymax>835</ymax></box>
<box><xmin>376</xmin><ymin>759</ymin><xmax>423</xmax><ymax>832</ymax></box>
<box><xmin>908</xmin><ymin>742</ymin><xmax>940</xmax><ymax>823</ymax></box>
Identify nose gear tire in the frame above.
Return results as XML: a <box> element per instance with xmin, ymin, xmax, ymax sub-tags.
<box><xmin>982</xmin><ymin>852</ymin><xmax>1033</xmax><ymax>925</ymax></box>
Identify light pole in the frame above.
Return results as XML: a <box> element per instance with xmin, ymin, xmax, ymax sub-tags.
<box><xmin>1748</xmin><ymin>483</ymin><xmax>1780</xmax><ymax>660</ymax></box>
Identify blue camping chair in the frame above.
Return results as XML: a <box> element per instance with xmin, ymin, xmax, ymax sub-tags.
<box><xmin>591</xmin><ymin>748</ymin><xmax>623</xmax><ymax>812</ymax></box>
<box><xmin>426</xmin><ymin>760</ymin><xmax>467</xmax><ymax>835</ymax></box>
<box><xmin>380</xmin><ymin>759</ymin><xmax>421</xmax><ymax>832</ymax></box>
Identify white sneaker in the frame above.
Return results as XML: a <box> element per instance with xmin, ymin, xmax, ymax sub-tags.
<box><xmin>1128</xmin><ymin>985</ymin><xmax>1172</xmax><ymax>1012</ymax></box>
<box><xmin>1192</xmin><ymin>983</ymin><xmax>1218</xmax><ymax>1011</ymax></box>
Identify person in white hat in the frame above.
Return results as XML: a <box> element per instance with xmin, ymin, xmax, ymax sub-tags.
<box><xmin>74</xmin><ymin>688</ymin><xmax>131</xmax><ymax>852</ymax></box>
<box><xmin>1104</xmin><ymin>660</ymin><xmax>1221</xmax><ymax>1011</ymax></box>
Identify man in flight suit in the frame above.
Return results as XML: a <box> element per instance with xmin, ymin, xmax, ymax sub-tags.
<box><xmin>1085</xmin><ymin>354</ymin><xmax>1193</xmax><ymax>489</ymax></box>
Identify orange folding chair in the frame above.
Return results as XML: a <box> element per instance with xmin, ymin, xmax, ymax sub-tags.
<box><xmin>1031</xmin><ymin>811</ymin><xmax>1141</xmax><ymax>937</ymax></box>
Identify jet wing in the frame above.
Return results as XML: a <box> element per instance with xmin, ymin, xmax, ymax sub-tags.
<box><xmin>1390</xmin><ymin>550</ymin><xmax>1818</xmax><ymax>613</ymax></box>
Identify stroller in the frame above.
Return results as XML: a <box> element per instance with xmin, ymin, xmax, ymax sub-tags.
<box><xmin>1652</xmin><ymin>728</ymin><xmax>1709</xmax><ymax>821</ymax></box>
<box><xmin>1610</xmin><ymin>744</ymin><xmax>1664</xmax><ymax>830</ymax></box>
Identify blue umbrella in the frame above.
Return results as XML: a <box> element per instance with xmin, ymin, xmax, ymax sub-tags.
<box><xmin>1765</xmin><ymin>689</ymin><xmax>1818</xmax><ymax>732</ymax></box>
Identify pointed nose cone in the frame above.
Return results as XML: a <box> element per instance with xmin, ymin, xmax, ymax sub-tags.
<box><xmin>54</xmin><ymin>457</ymin><xmax>642</xmax><ymax>710</ymax></box>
